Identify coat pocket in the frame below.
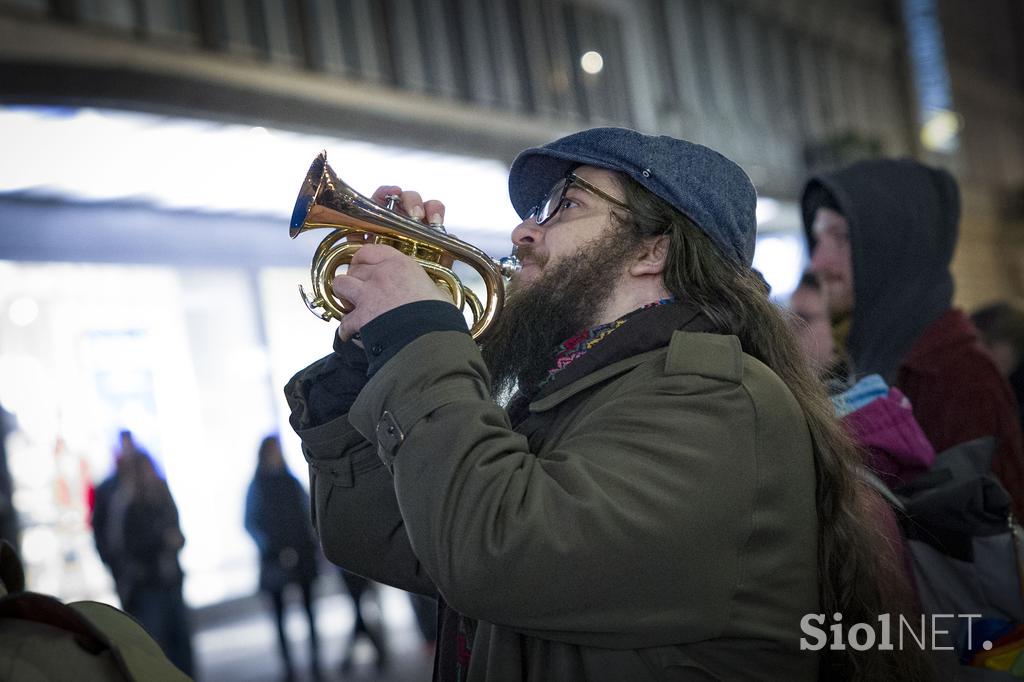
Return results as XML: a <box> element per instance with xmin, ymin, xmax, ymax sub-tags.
<box><xmin>300</xmin><ymin>433</ymin><xmax>377</xmax><ymax>534</ymax></box>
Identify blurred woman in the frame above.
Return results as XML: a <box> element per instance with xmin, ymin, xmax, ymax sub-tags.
<box><xmin>245</xmin><ymin>434</ymin><xmax>321</xmax><ymax>681</ymax></box>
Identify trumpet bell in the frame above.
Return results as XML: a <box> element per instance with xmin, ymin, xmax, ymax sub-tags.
<box><xmin>289</xmin><ymin>151</ymin><xmax>520</xmax><ymax>338</ymax></box>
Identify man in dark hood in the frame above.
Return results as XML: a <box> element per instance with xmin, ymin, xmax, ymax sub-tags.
<box><xmin>802</xmin><ymin>158</ymin><xmax>1024</xmax><ymax>518</ymax></box>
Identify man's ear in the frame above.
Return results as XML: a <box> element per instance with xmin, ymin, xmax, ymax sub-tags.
<box><xmin>628</xmin><ymin>234</ymin><xmax>670</xmax><ymax>277</ymax></box>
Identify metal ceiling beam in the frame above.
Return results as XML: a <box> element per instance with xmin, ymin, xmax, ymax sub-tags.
<box><xmin>0</xmin><ymin>14</ymin><xmax>569</xmax><ymax>165</ymax></box>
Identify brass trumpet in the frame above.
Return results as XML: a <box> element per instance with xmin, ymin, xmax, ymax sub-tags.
<box><xmin>289</xmin><ymin>152</ymin><xmax>521</xmax><ymax>339</ymax></box>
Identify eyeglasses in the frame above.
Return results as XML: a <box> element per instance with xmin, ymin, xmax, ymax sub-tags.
<box><xmin>528</xmin><ymin>172</ymin><xmax>632</xmax><ymax>226</ymax></box>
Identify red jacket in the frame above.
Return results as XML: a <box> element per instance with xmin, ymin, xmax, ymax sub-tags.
<box><xmin>896</xmin><ymin>308</ymin><xmax>1024</xmax><ymax>519</ymax></box>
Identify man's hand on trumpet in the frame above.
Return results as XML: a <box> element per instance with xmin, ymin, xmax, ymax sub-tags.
<box><xmin>371</xmin><ymin>185</ymin><xmax>447</xmax><ymax>227</ymax></box>
<box><xmin>333</xmin><ymin>187</ymin><xmax>451</xmax><ymax>343</ymax></box>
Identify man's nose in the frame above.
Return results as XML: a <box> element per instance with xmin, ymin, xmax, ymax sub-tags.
<box><xmin>511</xmin><ymin>218</ymin><xmax>542</xmax><ymax>246</ymax></box>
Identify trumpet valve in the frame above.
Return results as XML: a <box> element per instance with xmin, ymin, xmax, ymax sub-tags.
<box><xmin>298</xmin><ymin>285</ymin><xmax>331</xmax><ymax>321</ymax></box>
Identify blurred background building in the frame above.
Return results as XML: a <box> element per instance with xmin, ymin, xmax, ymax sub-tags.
<box><xmin>0</xmin><ymin>0</ymin><xmax>1021</xmax><ymax>678</ymax></box>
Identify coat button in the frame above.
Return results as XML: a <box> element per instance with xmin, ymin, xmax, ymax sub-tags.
<box><xmin>371</xmin><ymin>344</ymin><xmax>383</xmax><ymax>355</ymax></box>
<box><xmin>375</xmin><ymin>410</ymin><xmax>404</xmax><ymax>472</ymax></box>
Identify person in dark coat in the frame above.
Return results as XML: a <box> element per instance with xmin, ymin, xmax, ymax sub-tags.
<box><xmin>118</xmin><ymin>449</ymin><xmax>194</xmax><ymax>676</ymax></box>
<box><xmin>244</xmin><ymin>434</ymin><xmax>321</xmax><ymax>682</ymax></box>
<box><xmin>91</xmin><ymin>429</ymin><xmax>140</xmax><ymax>590</ymax></box>
<box><xmin>971</xmin><ymin>301</ymin><xmax>1024</xmax><ymax>433</ymax></box>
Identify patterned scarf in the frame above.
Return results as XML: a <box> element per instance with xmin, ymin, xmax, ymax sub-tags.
<box><xmin>539</xmin><ymin>298</ymin><xmax>675</xmax><ymax>387</ymax></box>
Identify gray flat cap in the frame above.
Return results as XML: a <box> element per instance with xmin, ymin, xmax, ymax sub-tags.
<box><xmin>508</xmin><ymin>127</ymin><xmax>757</xmax><ymax>266</ymax></box>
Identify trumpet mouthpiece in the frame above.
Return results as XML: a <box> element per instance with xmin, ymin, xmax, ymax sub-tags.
<box><xmin>497</xmin><ymin>255</ymin><xmax>522</xmax><ymax>278</ymax></box>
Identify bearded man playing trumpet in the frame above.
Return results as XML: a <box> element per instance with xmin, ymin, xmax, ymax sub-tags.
<box><xmin>284</xmin><ymin>128</ymin><xmax>930</xmax><ymax>681</ymax></box>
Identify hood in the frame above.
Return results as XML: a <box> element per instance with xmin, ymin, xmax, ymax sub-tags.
<box><xmin>802</xmin><ymin>158</ymin><xmax>960</xmax><ymax>380</ymax></box>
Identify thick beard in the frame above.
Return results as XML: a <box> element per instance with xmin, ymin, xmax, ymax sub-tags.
<box><xmin>479</xmin><ymin>226</ymin><xmax>634</xmax><ymax>400</ymax></box>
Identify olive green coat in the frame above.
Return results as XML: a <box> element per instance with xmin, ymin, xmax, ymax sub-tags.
<box><xmin>288</xmin><ymin>327</ymin><xmax>820</xmax><ymax>681</ymax></box>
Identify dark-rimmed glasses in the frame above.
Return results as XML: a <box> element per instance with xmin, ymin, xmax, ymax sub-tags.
<box><xmin>528</xmin><ymin>172</ymin><xmax>632</xmax><ymax>226</ymax></box>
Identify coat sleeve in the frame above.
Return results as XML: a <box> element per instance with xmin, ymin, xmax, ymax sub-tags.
<box><xmin>285</xmin><ymin>355</ymin><xmax>438</xmax><ymax>597</ymax></box>
<box><xmin>348</xmin><ymin>331</ymin><xmax>762</xmax><ymax>644</ymax></box>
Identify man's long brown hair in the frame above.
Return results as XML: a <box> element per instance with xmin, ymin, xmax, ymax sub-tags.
<box><xmin>617</xmin><ymin>176</ymin><xmax>934</xmax><ymax>681</ymax></box>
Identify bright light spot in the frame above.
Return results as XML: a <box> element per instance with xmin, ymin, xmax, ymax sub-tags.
<box><xmin>580</xmin><ymin>51</ymin><xmax>604</xmax><ymax>74</ymax></box>
<box><xmin>752</xmin><ymin>234</ymin><xmax>804</xmax><ymax>299</ymax></box>
<box><xmin>226</xmin><ymin>346</ymin><xmax>271</xmax><ymax>376</ymax></box>
<box><xmin>8</xmin><ymin>297</ymin><xmax>39</xmax><ymax>326</ymax></box>
<box><xmin>920</xmin><ymin>109</ymin><xmax>961</xmax><ymax>152</ymax></box>
<box><xmin>0</xmin><ymin>105</ymin><xmax>520</xmax><ymax>242</ymax></box>
<box><xmin>756</xmin><ymin>197</ymin><xmax>780</xmax><ymax>225</ymax></box>
<box><xmin>20</xmin><ymin>526</ymin><xmax>58</xmax><ymax>565</ymax></box>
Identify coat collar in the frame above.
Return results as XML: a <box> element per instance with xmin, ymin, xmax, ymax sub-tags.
<box><xmin>518</xmin><ymin>301</ymin><xmax>725</xmax><ymax>414</ymax></box>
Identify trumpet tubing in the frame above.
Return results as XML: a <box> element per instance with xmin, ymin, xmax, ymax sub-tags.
<box><xmin>289</xmin><ymin>151</ymin><xmax>519</xmax><ymax>338</ymax></box>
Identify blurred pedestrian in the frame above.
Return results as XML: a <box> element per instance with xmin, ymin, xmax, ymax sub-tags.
<box><xmin>119</xmin><ymin>449</ymin><xmax>194</xmax><ymax>676</ymax></box>
<box><xmin>786</xmin><ymin>271</ymin><xmax>841</xmax><ymax>385</ymax></box>
<box><xmin>244</xmin><ymin>434</ymin><xmax>321</xmax><ymax>682</ymax></box>
<box><xmin>0</xmin><ymin>403</ymin><xmax>18</xmax><ymax>551</ymax></box>
<box><xmin>971</xmin><ymin>301</ymin><xmax>1024</xmax><ymax>431</ymax></box>
<box><xmin>407</xmin><ymin>591</ymin><xmax>437</xmax><ymax>657</ymax></box>
<box><xmin>90</xmin><ymin>429</ymin><xmax>139</xmax><ymax>591</ymax></box>
<box><xmin>337</xmin><ymin>569</ymin><xmax>389</xmax><ymax>673</ymax></box>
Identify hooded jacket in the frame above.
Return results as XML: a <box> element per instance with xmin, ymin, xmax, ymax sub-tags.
<box><xmin>802</xmin><ymin>159</ymin><xmax>958</xmax><ymax>382</ymax></box>
<box><xmin>802</xmin><ymin>159</ymin><xmax>1024</xmax><ymax>519</ymax></box>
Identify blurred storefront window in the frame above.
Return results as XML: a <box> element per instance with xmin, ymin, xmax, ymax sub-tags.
<box><xmin>0</xmin><ymin>103</ymin><xmax>808</xmax><ymax>609</ymax></box>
